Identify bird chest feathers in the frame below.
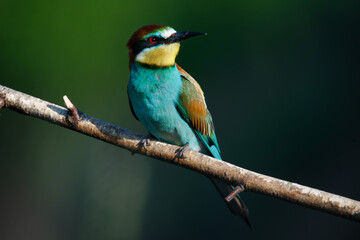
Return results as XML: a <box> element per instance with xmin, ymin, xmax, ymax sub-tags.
<box><xmin>128</xmin><ymin>63</ymin><xmax>182</xmax><ymax>121</ymax></box>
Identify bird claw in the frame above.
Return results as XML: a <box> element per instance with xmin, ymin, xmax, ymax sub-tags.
<box><xmin>133</xmin><ymin>134</ymin><xmax>155</xmax><ymax>155</ymax></box>
<box><xmin>138</xmin><ymin>137</ymin><xmax>151</xmax><ymax>148</ymax></box>
<box><xmin>174</xmin><ymin>143</ymin><xmax>190</xmax><ymax>160</ymax></box>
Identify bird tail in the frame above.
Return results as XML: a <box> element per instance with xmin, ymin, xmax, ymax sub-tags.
<box><xmin>210</xmin><ymin>177</ymin><xmax>252</xmax><ymax>228</ymax></box>
<box><xmin>206</xmin><ymin>145</ymin><xmax>251</xmax><ymax>227</ymax></box>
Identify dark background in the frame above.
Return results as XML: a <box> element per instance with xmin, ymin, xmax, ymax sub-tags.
<box><xmin>1</xmin><ymin>0</ymin><xmax>359</xmax><ymax>239</ymax></box>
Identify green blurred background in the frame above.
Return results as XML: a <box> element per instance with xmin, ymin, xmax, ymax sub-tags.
<box><xmin>1</xmin><ymin>0</ymin><xmax>359</xmax><ymax>239</ymax></box>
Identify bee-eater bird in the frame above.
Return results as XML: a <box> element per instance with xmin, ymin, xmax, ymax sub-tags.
<box><xmin>127</xmin><ymin>24</ymin><xmax>250</xmax><ymax>226</ymax></box>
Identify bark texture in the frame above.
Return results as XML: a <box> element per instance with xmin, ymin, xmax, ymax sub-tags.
<box><xmin>1</xmin><ymin>84</ymin><xmax>359</xmax><ymax>222</ymax></box>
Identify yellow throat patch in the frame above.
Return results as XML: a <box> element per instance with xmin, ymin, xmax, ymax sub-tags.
<box><xmin>135</xmin><ymin>43</ymin><xmax>180</xmax><ymax>67</ymax></box>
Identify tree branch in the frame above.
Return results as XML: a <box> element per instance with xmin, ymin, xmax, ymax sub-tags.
<box><xmin>1</xmin><ymin>84</ymin><xmax>359</xmax><ymax>222</ymax></box>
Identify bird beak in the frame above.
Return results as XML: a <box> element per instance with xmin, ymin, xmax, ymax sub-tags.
<box><xmin>166</xmin><ymin>31</ymin><xmax>207</xmax><ymax>44</ymax></box>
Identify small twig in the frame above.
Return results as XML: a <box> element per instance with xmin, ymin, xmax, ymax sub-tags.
<box><xmin>225</xmin><ymin>185</ymin><xmax>245</xmax><ymax>202</ymax></box>
<box><xmin>63</xmin><ymin>95</ymin><xmax>80</xmax><ymax>126</ymax></box>
<box><xmin>0</xmin><ymin>93</ymin><xmax>5</xmax><ymax>109</ymax></box>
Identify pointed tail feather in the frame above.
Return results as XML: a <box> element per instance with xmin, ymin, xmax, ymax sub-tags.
<box><xmin>200</xmin><ymin>140</ymin><xmax>251</xmax><ymax>227</ymax></box>
<box><xmin>210</xmin><ymin>178</ymin><xmax>252</xmax><ymax>228</ymax></box>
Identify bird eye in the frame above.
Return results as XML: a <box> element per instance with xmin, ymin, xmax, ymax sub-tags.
<box><xmin>149</xmin><ymin>37</ymin><xmax>157</xmax><ymax>44</ymax></box>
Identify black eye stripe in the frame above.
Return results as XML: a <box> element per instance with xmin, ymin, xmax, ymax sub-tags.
<box><xmin>133</xmin><ymin>36</ymin><xmax>165</xmax><ymax>55</ymax></box>
<box><xmin>132</xmin><ymin>37</ymin><xmax>165</xmax><ymax>56</ymax></box>
<box><xmin>132</xmin><ymin>40</ymin><xmax>148</xmax><ymax>56</ymax></box>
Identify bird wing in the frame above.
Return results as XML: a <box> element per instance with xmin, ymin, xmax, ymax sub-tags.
<box><xmin>177</xmin><ymin>64</ymin><xmax>250</xmax><ymax>225</ymax></box>
<box><xmin>175</xmin><ymin>64</ymin><xmax>221</xmax><ymax>157</ymax></box>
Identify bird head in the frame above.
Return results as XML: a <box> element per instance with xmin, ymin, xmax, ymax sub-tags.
<box><xmin>127</xmin><ymin>25</ymin><xmax>206</xmax><ymax>68</ymax></box>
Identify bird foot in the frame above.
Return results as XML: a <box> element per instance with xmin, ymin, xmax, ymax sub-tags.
<box><xmin>174</xmin><ymin>143</ymin><xmax>190</xmax><ymax>160</ymax></box>
<box><xmin>133</xmin><ymin>134</ymin><xmax>155</xmax><ymax>155</ymax></box>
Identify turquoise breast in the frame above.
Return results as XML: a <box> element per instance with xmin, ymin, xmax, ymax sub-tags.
<box><xmin>128</xmin><ymin>62</ymin><xmax>202</xmax><ymax>151</ymax></box>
